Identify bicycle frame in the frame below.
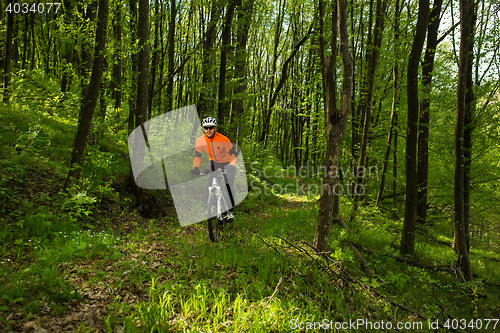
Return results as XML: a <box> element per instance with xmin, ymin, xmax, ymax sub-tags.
<box><xmin>208</xmin><ymin>171</ymin><xmax>227</xmax><ymax>221</ymax></box>
<box><xmin>200</xmin><ymin>168</ymin><xmax>230</xmax><ymax>242</ymax></box>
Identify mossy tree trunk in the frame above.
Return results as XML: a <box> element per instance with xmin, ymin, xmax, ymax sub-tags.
<box><xmin>314</xmin><ymin>0</ymin><xmax>353</xmax><ymax>252</ymax></box>
<box><xmin>453</xmin><ymin>0</ymin><xmax>475</xmax><ymax>282</ymax></box>
<box><xmin>400</xmin><ymin>0</ymin><xmax>429</xmax><ymax>256</ymax></box>
<box><xmin>64</xmin><ymin>0</ymin><xmax>109</xmax><ymax>189</ymax></box>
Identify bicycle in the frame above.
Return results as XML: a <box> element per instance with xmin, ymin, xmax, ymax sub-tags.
<box><xmin>200</xmin><ymin>168</ymin><xmax>233</xmax><ymax>242</ymax></box>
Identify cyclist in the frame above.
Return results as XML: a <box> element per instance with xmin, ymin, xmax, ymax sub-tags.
<box><xmin>191</xmin><ymin>116</ymin><xmax>236</xmax><ymax>221</ymax></box>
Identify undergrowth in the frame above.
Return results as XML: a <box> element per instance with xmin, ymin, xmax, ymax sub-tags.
<box><xmin>0</xmin><ymin>91</ymin><xmax>499</xmax><ymax>332</ymax></box>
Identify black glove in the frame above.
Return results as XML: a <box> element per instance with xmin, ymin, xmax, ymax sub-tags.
<box><xmin>191</xmin><ymin>167</ymin><xmax>200</xmax><ymax>176</ymax></box>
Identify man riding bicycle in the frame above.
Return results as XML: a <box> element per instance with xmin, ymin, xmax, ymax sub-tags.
<box><xmin>191</xmin><ymin>117</ymin><xmax>236</xmax><ymax>221</ymax></box>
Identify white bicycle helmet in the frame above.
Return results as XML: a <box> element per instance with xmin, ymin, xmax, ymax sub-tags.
<box><xmin>202</xmin><ymin>117</ymin><xmax>217</xmax><ymax>127</ymax></box>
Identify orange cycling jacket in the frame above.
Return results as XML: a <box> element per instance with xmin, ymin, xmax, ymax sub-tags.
<box><xmin>193</xmin><ymin>132</ymin><xmax>237</xmax><ymax>168</ymax></box>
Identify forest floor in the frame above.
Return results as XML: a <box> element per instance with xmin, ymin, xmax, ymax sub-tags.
<box><xmin>1</xmin><ymin>105</ymin><xmax>500</xmax><ymax>332</ymax></box>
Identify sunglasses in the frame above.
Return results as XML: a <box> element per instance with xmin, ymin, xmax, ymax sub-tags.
<box><xmin>204</xmin><ymin>126</ymin><xmax>215</xmax><ymax>130</ymax></box>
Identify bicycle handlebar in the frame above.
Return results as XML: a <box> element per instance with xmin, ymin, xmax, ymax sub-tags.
<box><xmin>199</xmin><ymin>168</ymin><xmax>226</xmax><ymax>177</ymax></box>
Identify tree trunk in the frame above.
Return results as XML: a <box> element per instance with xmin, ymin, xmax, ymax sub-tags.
<box><xmin>376</xmin><ymin>0</ymin><xmax>402</xmax><ymax>209</ymax></box>
<box><xmin>0</xmin><ymin>4</ymin><xmax>3</xmax><ymax>74</ymax></box>
<box><xmin>2</xmin><ymin>9</ymin><xmax>14</xmax><ymax>103</ymax></box>
<box><xmin>217</xmin><ymin>0</ymin><xmax>236</xmax><ymax>126</ymax></box>
<box><xmin>148</xmin><ymin>0</ymin><xmax>161</xmax><ymax>118</ymax></box>
<box><xmin>12</xmin><ymin>11</ymin><xmax>19</xmax><ymax>68</ymax></box>
<box><xmin>259</xmin><ymin>0</ymin><xmax>285</xmax><ymax>145</ymax></box>
<box><xmin>417</xmin><ymin>0</ymin><xmax>442</xmax><ymax>225</ymax></box>
<box><xmin>393</xmin><ymin>108</ymin><xmax>398</xmax><ymax>213</ymax></box>
<box><xmin>166</xmin><ymin>0</ymin><xmax>176</xmax><ymax>112</ymax></box>
<box><xmin>61</xmin><ymin>0</ymin><xmax>75</xmax><ymax>92</ymax></box>
<box><xmin>158</xmin><ymin>0</ymin><xmax>166</xmax><ymax>114</ymax></box>
<box><xmin>22</xmin><ymin>14</ymin><xmax>28</xmax><ymax>69</ymax></box>
<box><xmin>350</xmin><ymin>0</ymin><xmax>367</xmax><ymax>163</ymax></box>
<box><xmin>79</xmin><ymin>0</ymin><xmax>98</xmax><ymax>86</ymax></box>
<box><xmin>400</xmin><ymin>0</ymin><xmax>429</xmax><ymax>256</ymax></box>
<box><xmin>64</xmin><ymin>0</ymin><xmax>109</xmax><ymax>188</ymax></box>
<box><xmin>463</xmin><ymin>7</ymin><xmax>476</xmax><ymax>252</ymax></box>
<box><xmin>314</xmin><ymin>0</ymin><xmax>353</xmax><ymax>252</ymax></box>
<box><xmin>376</xmin><ymin>96</ymin><xmax>398</xmax><ymax>207</ymax></box>
<box><xmin>453</xmin><ymin>0</ymin><xmax>475</xmax><ymax>282</ymax></box>
<box><xmin>30</xmin><ymin>13</ymin><xmax>35</xmax><ymax>70</ymax></box>
<box><xmin>128</xmin><ymin>0</ymin><xmax>138</xmax><ymax>133</ymax></box>
<box><xmin>198</xmin><ymin>4</ymin><xmax>222</xmax><ymax>116</ymax></box>
<box><xmin>353</xmin><ymin>0</ymin><xmax>388</xmax><ymax>207</ymax></box>
<box><xmin>232</xmin><ymin>0</ymin><xmax>254</xmax><ymax>144</ymax></box>
<box><xmin>136</xmin><ymin>0</ymin><xmax>149</xmax><ymax>126</ymax></box>
<box><xmin>111</xmin><ymin>0</ymin><xmax>122</xmax><ymax>113</ymax></box>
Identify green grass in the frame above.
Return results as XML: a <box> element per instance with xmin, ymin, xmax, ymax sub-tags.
<box><xmin>0</xmin><ymin>101</ymin><xmax>499</xmax><ymax>332</ymax></box>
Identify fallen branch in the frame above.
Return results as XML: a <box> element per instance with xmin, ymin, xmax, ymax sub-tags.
<box><xmin>351</xmin><ymin>245</ymin><xmax>373</xmax><ymax>278</ymax></box>
<box><xmin>264</xmin><ymin>277</ymin><xmax>282</xmax><ymax>306</ymax></box>
<box><xmin>244</xmin><ymin>228</ymin><xmax>282</xmax><ymax>257</ymax></box>
<box><xmin>272</xmin><ymin>236</ymin><xmax>451</xmax><ymax>331</ymax></box>
<box><xmin>276</xmin><ymin>236</ymin><xmax>348</xmax><ymax>286</ymax></box>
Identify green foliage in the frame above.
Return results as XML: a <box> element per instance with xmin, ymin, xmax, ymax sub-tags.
<box><xmin>0</xmin><ymin>263</ymin><xmax>81</xmax><ymax>308</ymax></box>
<box><xmin>0</xmin><ymin>104</ymin><xmax>499</xmax><ymax>331</ymax></box>
<box><xmin>1</xmin><ymin>2</ymin><xmax>500</xmax><ymax>326</ymax></box>
<box><xmin>63</xmin><ymin>185</ymin><xmax>97</xmax><ymax>220</ymax></box>
<box><xmin>133</xmin><ymin>279</ymin><xmax>316</xmax><ymax>332</ymax></box>
<box><xmin>10</xmin><ymin>70</ymin><xmax>79</xmax><ymax>117</ymax></box>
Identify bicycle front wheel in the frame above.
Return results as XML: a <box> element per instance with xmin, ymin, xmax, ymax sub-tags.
<box><xmin>206</xmin><ymin>193</ymin><xmax>220</xmax><ymax>242</ymax></box>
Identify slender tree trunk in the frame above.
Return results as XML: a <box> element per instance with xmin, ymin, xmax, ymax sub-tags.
<box><xmin>166</xmin><ymin>0</ymin><xmax>176</xmax><ymax>112</ymax></box>
<box><xmin>453</xmin><ymin>0</ymin><xmax>475</xmax><ymax>282</ymax></box>
<box><xmin>136</xmin><ymin>0</ymin><xmax>149</xmax><ymax>126</ymax></box>
<box><xmin>400</xmin><ymin>0</ymin><xmax>429</xmax><ymax>256</ymax></box>
<box><xmin>148</xmin><ymin>0</ymin><xmax>160</xmax><ymax>118</ymax></box>
<box><xmin>0</xmin><ymin>5</ymin><xmax>3</xmax><ymax>76</ymax></box>
<box><xmin>3</xmin><ymin>9</ymin><xmax>14</xmax><ymax>103</ymax></box>
<box><xmin>232</xmin><ymin>0</ymin><xmax>254</xmax><ymax>144</ymax></box>
<box><xmin>79</xmin><ymin>0</ymin><xmax>98</xmax><ymax>86</ymax></box>
<box><xmin>259</xmin><ymin>0</ymin><xmax>285</xmax><ymax>145</ymax></box>
<box><xmin>97</xmin><ymin>58</ymin><xmax>109</xmax><ymax>131</ymax></box>
<box><xmin>60</xmin><ymin>37</ymin><xmax>74</xmax><ymax>92</ymax></box>
<box><xmin>30</xmin><ymin>13</ymin><xmax>35</xmax><ymax>70</ymax></box>
<box><xmin>463</xmin><ymin>8</ymin><xmax>476</xmax><ymax>252</ymax></box>
<box><xmin>177</xmin><ymin>0</ymin><xmax>189</xmax><ymax>107</ymax></box>
<box><xmin>128</xmin><ymin>0</ymin><xmax>138</xmax><ymax>133</ymax></box>
<box><xmin>217</xmin><ymin>0</ymin><xmax>236</xmax><ymax>126</ymax></box>
<box><xmin>314</xmin><ymin>0</ymin><xmax>353</xmax><ymax>251</ymax></box>
<box><xmin>199</xmin><ymin>4</ymin><xmax>222</xmax><ymax>116</ymax></box>
<box><xmin>311</xmin><ymin>96</ymin><xmax>319</xmax><ymax>171</ymax></box>
<box><xmin>417</xmin><ymin>0</ymin><xmax>443</xmax><ymax>225</ymax></box>
<box><xmin>111</xmin><ymin>0</ymin><xmax>122</xmax><ymax>113</ymax></box>
<box><xmin>12</xmin><ymin>11</ymin><xmax>19</xmax><ymax>68</ymax></box>
<box><xmin>22</xmin><ymin>14</ymin><xmax>28</xmax><ymax>69</ymax></box>
<box><xmin>292</xmin><ymin>81</ymin><xmax>304</xmax><ymax>170</ymax></box>
<box><xmin>376</xmin><ymin>0</ymin><xmax>402</xmax><ymax>209</ymax></box>
<box><xmin>158</xmin><ymin>1</ymin><xmax>166</xmax><ymax>114</ymax></box>
<box><xmin>393</xmin><ymin>108</ymin><xmax>398</xmax><ymax>212</ymax></box>
<box><xmin>98</xmin><ymin>80</ymin><xmax>107</xmax><ymax>133</ymax></box>
<box><xmin>128</xmin><ymin>0</ymin><xmax>150</xmax><ymax>203</ymax></box>
<box><xmin>462</xmin><ymin>3</ymin><xmax>478</xmax><ymax>254</ymax></box>
<box><xmin>291</xmin><ymin>82</ymin><xmax>298</xmax><ymax>167</ymax></box>
<box><xmin>353</xmin><ymin>0</ymin><xmax>387</xmax><ymax>207</ymax></box>
<box><xmin>350</xmin><ymin>0</ymin><xmax>366</xmax><ymax>163</ymax></box>
<box><xmin>376</xmin><ymin>96</ymin><xmax>398</xmax><ymax>207</ymax></box>
<box><xmin>64</xmin><ymin>0</ymin><xmax>109</xmax><ymax>188</ymax></box>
